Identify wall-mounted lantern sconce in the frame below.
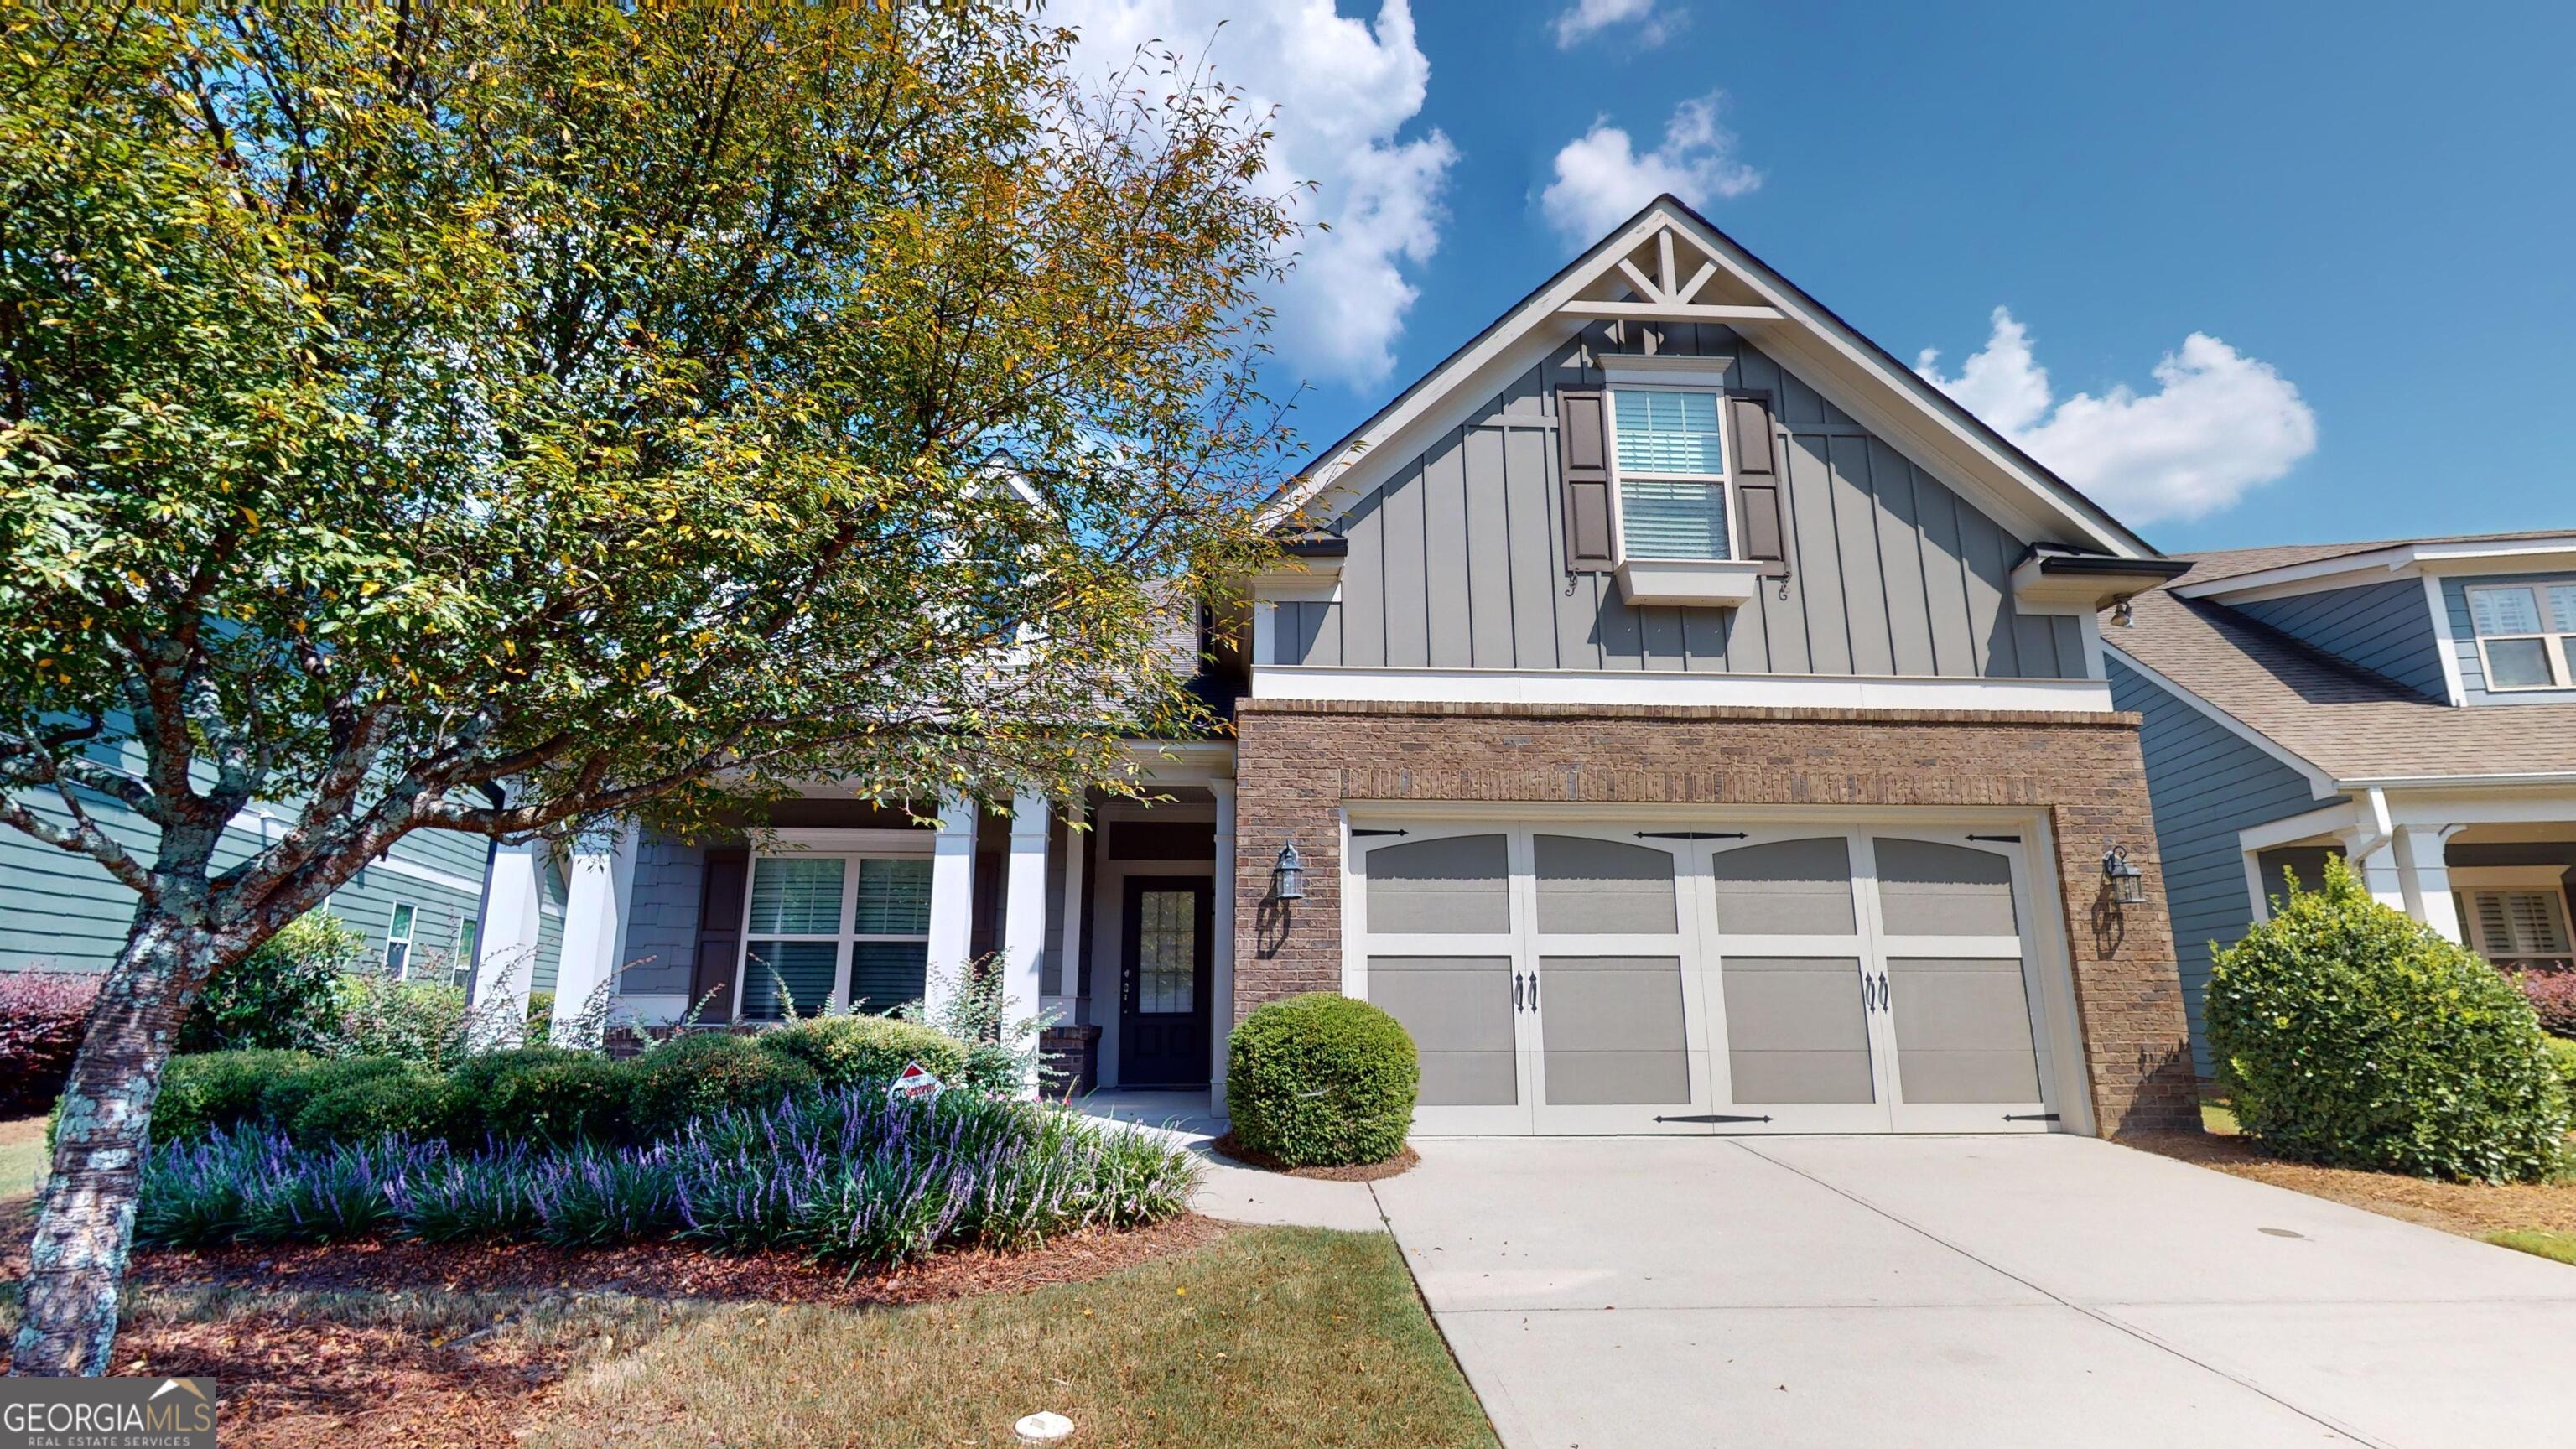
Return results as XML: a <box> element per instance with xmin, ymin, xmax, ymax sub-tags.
<box><xmin>2111</xmin><ymin>596</ymin><xmax>2136</xmax><ymax>628</ymax></box>
<box><xmin>2101</xmin><ymin>842</ymin><xmax>2146</xmax><ymax>906</ymax></box>
<box><xmin>1271</xmin><ymin>840</ymin><xmax>1306</xmax><ymax>901</ymax></box>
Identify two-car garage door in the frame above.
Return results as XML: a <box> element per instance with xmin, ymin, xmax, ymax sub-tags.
<box><xmin>1353</xmin><ymin>823</ymin><xmax>2066</xmax><ymax>1135</ymax></box>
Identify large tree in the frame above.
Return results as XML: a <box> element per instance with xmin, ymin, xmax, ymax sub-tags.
<box><xmin>0</xmin><ymin>0</ymin><xmax>1296</xmax><ymax>1374</ymax></box>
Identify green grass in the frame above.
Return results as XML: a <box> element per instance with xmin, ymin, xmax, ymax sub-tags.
<box><xmin>0</xmin><ymin>1116</ymin><xmax>48</xmax><ymax>1203</ymax></box>
<box><xmin>534</xmin><ymin>1226</ymin><xmax>1498</xmax><ymax>1449</ymax></box>
<box><xmin>2200</xmin><ymin>1100</ymin><xmax>2241</xmax><ymax>1135</ymax></box>
<box><xmin>2487</xmin><ymin>1229</ymin><xmax>2576</xmax><ymax>1267</ymax></box>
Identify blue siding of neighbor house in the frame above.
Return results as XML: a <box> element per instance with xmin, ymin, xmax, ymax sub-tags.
<box><xmin>2109</xmin><ymin>657</ymin><xmax>2342</xmax><ymax>1073</ymax></box>
<box><xmin>3</xmin><ymin>786</ymin><xmax>491</xmax><ymax>979</ymax></box>
<box><xmin>2234</xmin><ymin>579</ymin><xmax>2449</xmax><ymax>701</ymax></box>
<box><xmin>1279</xmin><ymin>320</ymin><xmax>2089</xmax><ymax>679</ymax></box>
<box><xmin>2443</xmin><ymin>573</ymin><xmax>2576</xmax><ymax>706</ymax></box>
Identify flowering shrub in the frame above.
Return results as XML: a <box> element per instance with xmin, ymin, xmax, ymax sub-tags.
<box><xmin>133</xmin><ymin>1087</ymin><xmax>1197</xmax><ymax>1265</ymax></box>
<box><xmin>2515</xmin><ymin>969</ymin><xmax>2576</xmax><ymax>1039</ymax></box>
<box><xmin>181</xmin><ymin>913</ymin><xmax>363</xmax><ymax>1053</ymax></box>
<box><xmin>0</xmin><ymin>970</ymin><xmax>98</xmax><ymax>1115</ymax></box>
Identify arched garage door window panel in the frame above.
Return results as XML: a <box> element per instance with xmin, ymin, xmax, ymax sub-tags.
<box><xmin>1363</xmin><ymin>834</ymin><xmax>1517</xmax><ymax>1110</ymax></box>
<box><xmin>1533</xmin><ymin>834</ymin><xmax>1690</xmax><ymax>1109</ymax></box>
<box><xmin>1872</xmin><ymin>837</ymin><xmax>2041</xmax><ymax>1106</ymax></box>
<box><xmin>1708</xmin><ymin>835</ymin><xmax>1856</xmax><ymax>936</ymax></box>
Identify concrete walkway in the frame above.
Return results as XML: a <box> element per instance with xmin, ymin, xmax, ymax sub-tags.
<box><xmin>1072</xmin><ymin>1089</ymin><xmax>1384</xmax><ymax>1233</ymax></box>
<box><xmin>1372</xmin><ymin>1135</ymin><xmax>2576</xmax><ymax>1449</ymax></box>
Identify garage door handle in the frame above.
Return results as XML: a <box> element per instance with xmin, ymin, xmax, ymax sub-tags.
<box><xmin>1514</xmin><ymin>972</ymin><xmax>1524</xmax><ymax>1011</ymax></box>
<box><xmin>1527</xmin><ymin>973</ymin><xmax>1539</xmax><ymax>1013</ymax></box>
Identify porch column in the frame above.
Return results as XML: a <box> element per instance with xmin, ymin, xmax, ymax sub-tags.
<box><xmin>924</xmin><ymin>796</ymin><xmax>979</xmax><ymax>1020</ymax></box>
<box><xmin>2399</xmin><ymin>823</ymin><xmax>2466</xmax><ymax>943</ymax></box>
<box><xmin>551</xmin><ymin>818</ymin><xmax>638</xmax><ymax>1037</ymax></box>
<box><xmin>1209</xmin><ymin>776</ymin><xmax>1238</xmax><ymax>1107</ymax></box>
<box><xmin>1051</xmin><ymin>798</ymin><xmax>1088</xmax><ymax>1015</ymax></box>
<box><xmin>1000</xmin><ymin>791</ymin><xmax>1052</xmax><ymax>1097</ymax></box>
<box><xmin>469</xmin><ymin>838</ymin><xmax>545</xmax><ymax>1045</ymax></box>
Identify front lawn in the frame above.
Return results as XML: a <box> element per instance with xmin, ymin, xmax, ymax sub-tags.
<box><xmin>1</xmin><ymin>1215</ymin><xmax>1495</xmax><ymax>1449</ymax></box>
<box><xmin>0</xmin><ymin>1115</ymin><xmax>44</xmax><ymax>1202</ymax></box>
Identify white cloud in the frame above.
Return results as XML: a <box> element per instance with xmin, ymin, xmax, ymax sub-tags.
<box><xmin>1052</xmin><ymin>0</ymin><xmax>1456</xmax><ymax>392</ymax></box>
<box><xmin>1551</xmin><ymin>0</ymin><xmax>1678</xmax><ymax>49</ymax></box>
<box><xmin>1915</xmin><ymin>308</ymin><xmax>2318</xmax><ymax>524</ymax></box>
<box><xmin>1540</xmin><ymin>93</ymin><xmax>1761</xmax><ymax>243</ymax></box>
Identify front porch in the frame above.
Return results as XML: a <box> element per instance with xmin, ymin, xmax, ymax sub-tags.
<box><xmin>2240</xmin><ymin>787</ymin><xmax>2576</xmax><ymax>974</ymax></box>
<box><xmin>478</xmin><ymin>744</ymin><xmax>1245</xmax><ymax>1099</ymax></box>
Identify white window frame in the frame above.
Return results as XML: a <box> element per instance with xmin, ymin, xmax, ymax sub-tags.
<box><xmin>1604</xmin><ymin>383</ymin><xmax>1739</xmax><ymax>565</ymax></box>
<box><xmin>383</xmin><ymin>900</ymin><xmax>418</xmax><ymax>979</ymax></box>
<box><xmin>2453</xmin><ymin>865</ymin><xmax>2575</xmax><ymax>971</ymax></box>
<box><xmin>2463</xmin><ymin>580</ymin><xmax>2576</xmax><ymax>691</ymax></box>
<box><xmin>733</xmin><ymin>830</ymin><xmax>936</xmax><ymax>1020</ymax></box>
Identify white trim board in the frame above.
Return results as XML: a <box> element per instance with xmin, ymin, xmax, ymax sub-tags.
<box><xmin>2178</xmin><ymin>534</ymin><xmax>2576</xmax><ymax>602</ymax></box>
<box><xmin>2101</xmin><ymin>643</ymin><xmax>2340</xmax><ymax>799</ymax></box>
<box><xmin>1253</xmin><ymin>665</ymin><xmax>2112</xmax><ymax>713</ymax></box>
<box><xmin>365</xmin><ymin>853</ymin><xmax>490</xmax><ymax>899</ymax></box>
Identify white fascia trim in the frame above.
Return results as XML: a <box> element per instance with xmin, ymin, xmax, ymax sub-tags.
<box><xmin>2239</xmin><ymin>800</ymin><xmax>2360</xmax><ymax>854</ymax></box>
<box><xmin>366</xmin><ymin>853</ymin><xmax>490</xmax><ymax>898</ymax></box>
<box><xmin>2340</xmin><ymin>771</ymin><xmax>2576</xmax><ymax>790</ymax></box>
<box><xmin>1263</xmin><ymin>202</ymin><xmax>2142</xmax><ymax>558</ymax></box>
<box><xmin>1252</xmin><ymin>665</ymin><xmax>2111</xmax><ymax>713</ymax></box>
<box><xmin>2179</xmin><ymin>535</ymin><xmax>2576</xmax><ymax>601</ymax></box>
<box><xmin>2102</xmin><ymin>643</ymin><xmax>2340</xmax><ymax>800</ymax></box>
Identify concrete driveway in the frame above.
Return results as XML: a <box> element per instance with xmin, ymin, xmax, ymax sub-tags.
<box><xmin>1372</xmin><ymin>1135</ymin><xmax>2576</xmax><ymax>1448</ymax></box>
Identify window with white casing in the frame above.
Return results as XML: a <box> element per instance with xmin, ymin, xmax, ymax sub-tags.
<box><xmin>739</xmin><ymin>852</ymin><xmax>933</xmax><ymax>1020</ymax></box>
<box><xmin>2461</xmin><ymin>886</ymin><xmax>2575</xmax><ymax>972</ymax></box>
<box><xmin>382</xmin><ymin>901</ymin><xmax>418</xmax><ymax>978</ymax></box>
<box><xmin>2464</xmin><ymin>581</ymin><xmax>2576</xmax><ymax>690</ymax></box>
<box><xmin>1608</xmin><ymin>387</ymin><xmax>1732</xmax><ymax>562</ymax></box>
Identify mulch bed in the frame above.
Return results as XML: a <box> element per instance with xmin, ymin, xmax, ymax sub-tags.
<box><xmin>2</xmin><ymin>1208</ymin><xmax>1229</xmax><ymax>1448</ymax></box>
<box><xmin>1211</xmin><ymin>1131</ymin><xmax>1418</xmax><ymax>1182</ymax></box>
<box><xmin>2124</xmin><ymin>1130</ymin><xmax>2576</xmax><ymax>1239</ymax></box>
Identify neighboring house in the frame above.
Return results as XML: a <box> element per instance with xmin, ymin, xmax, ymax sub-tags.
<box><xmin>483</xmin><ymin>195</ymin><xmax>2206</xmax><ymax>1136</ymax></box>
<box><xmin>2105</xmin><ymin>532</ymin><xmax>2576</xmax><ymax>1072</ymax></box>
<box><xmin>1</xmin><ymin>787</ymin><xmax>507</xmax><ymax>984</ymax></box>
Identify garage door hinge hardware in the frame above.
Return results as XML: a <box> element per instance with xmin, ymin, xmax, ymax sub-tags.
<box><xmin>1633</xmin><ymin>831</ymin><xmax>1748</xmax><ymax>840</ymax></box>
<box><xmin>2002</xmin><ymin>1113</ymin><xmax>2060</xmax><ymax>1122</ymax></box>
<box><xmin>1654</xmin><ymin>1114</ymin><xmax>1775</xmax><ymax>1124</ymax></box>
<box><xmin>1349</xmin><ymin>828</ymin><xmax>1410</xmax><ymax>838</ymax></box>
<box><xmin>1966</xmin><ymin>834</ymin><xmax>2022</xmax><ymax>844</ymax></box>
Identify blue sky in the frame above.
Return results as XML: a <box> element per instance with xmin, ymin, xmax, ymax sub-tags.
<box><xmin>1060</xmin><ymin>1</ymin><xmax>2576</xmax><ymax>554</ymax></box>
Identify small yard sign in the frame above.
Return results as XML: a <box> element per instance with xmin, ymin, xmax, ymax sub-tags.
<box><xmin>888</xmin><ymin>1062</ymin><xmax>944</xmax><ymax>1101</ymax></box>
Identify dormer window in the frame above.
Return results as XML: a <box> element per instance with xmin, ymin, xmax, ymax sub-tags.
<box><xmin>1610</xmin><ymin>387</ymin><xmax>1732</xmax><ymax>561</ymax></box>
<box><xmin>2465</xmin><ymin>581</ymin><xmax>2576</xmax><ymax>690</ymax></box>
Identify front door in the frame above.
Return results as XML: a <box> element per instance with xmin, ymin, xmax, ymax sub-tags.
<box><xmin>1119</xmin><ymin>877</ymin><xmax>1213</xmax><ymax>1088</ymax></box>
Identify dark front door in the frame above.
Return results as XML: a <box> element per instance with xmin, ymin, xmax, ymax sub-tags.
<box><xmin>1119</xmin><ymin>877</ymin><xmax>1213</xmax><ymax>1088</ymax></box>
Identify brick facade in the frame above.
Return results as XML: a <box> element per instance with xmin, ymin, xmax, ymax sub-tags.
<box><xmin>1229</xmin><ymin>698</ymin><xmax>2199</xmax><ymax>1136</ymax></box>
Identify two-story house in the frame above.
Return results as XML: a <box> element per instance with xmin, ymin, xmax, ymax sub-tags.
<box><xmin>2106</xmin><ymin>533</ymin><xmax>2576</xmax><ymax>1071</ymax></box>
<box><xmin>481</xmin><ymin>196</ymin><xmax>2205</xmax><ymax>1137</ymax></box>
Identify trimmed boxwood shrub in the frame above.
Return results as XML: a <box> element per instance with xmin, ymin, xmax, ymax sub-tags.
<box><xmin>1226</xmin><ymin>994</ymin><xmax>1417</xmax><ymax>1168</ymax></box>
<box><xmin>290</xmin><ymin>1069</ymin><xmax>445</xmax><ymax>1144</ymax></box>
<box><xmin>2207</xmin><ymin>856</ymin><xmax>2571</xmax><ymax>1182</ymax></box>
<box><xmin>441</xmin><ymin>1046</ymin><xmax>626</xmax><ymax>1147</ymax></box>
<box><xmin>755</xmin><ymin>1015</ymin><xmax>968</xmax><ymax>1089</ymax></box>
<box><xmin>154</xmin><ymin>1050</ymin><xmax>318</xmax><ymax>1144</ymax></box>
<box><xmin>621</xmin><ymin>1031</ymin><xmax>818</xmax><ymax>1142</ymax></box>
<box><xmin>257</xmin><ymin>1055</ymin><xmax>412</xmax><ymax>1133</ymax></box>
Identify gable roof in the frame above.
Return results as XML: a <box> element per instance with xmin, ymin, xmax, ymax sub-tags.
<box><xmin>1265</xmin><ymin>195</ymin><xmax>2158</xmax><ymax>559</ymax></box>
<box><xmin>2106</xmin><ymin>549</ymin><xmax>2576</xmax><ymax>787</ymax></box>
<box><xmin>2173</xmin><ymin>527</ymin><xmax>2576</xmax><ymax>597</ymax></box>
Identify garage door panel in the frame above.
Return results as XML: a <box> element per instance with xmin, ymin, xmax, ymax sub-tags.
<box><xmin>1888</xmin><ymin>957</ymin><xmax>2042</xmax><ymax>1104</ymax></box>
<box><xmin>1720</xmin><ymin>956</ymin><xmax>1877</xmax><ymax>1104</ymax></box>
<box><xmin>1367</xmin><ymin>835</ymin><xmax>1511</xmax><ymax>934</ymax></box>
<box><xmin>1534</xmin><ymin>835</ymin><xmax>1679</xmax><ymax>933</ymax></box>
<box><xmin>1709</xmin><ymin>838</ymin><xmax>1856</xmax><ymax>935</ymax></box>
<box><xmin>1370</xmin><ymin>955</ymin><xmax>1519</xmax><ymax>1107</ymax></box>
<box><xmin>1535</xmin><ymin>955</ymin><xmax>1690</xmax><ymax>1105</ymax></box>
<box><xmin>1873</xmin><ymin>838</ymin><xmax>2020</xmax><ymax>937</ymax></box>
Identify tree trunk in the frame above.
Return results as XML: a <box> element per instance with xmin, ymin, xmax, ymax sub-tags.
<box><xmin>8</xmin><ymin>913</ymin><xmax>207</xmax><ymax>1377</ymax></box>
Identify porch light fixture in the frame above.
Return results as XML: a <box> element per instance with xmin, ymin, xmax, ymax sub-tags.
<box><xmin>1271</xmin><ymin>840</ymin><xmax>1306</xmax><ymax>901</ymax></box>
<box><xmin>2111</xmin><ymin>597</ymin><xmax>2136</xmax><ymax>628</ymax></box>
<box><xmin>2102</xmin><ymin>842</ymin><xmax>2147</xmax><ymax>906</ymax></box>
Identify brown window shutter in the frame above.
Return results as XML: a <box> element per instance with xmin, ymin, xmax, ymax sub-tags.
<box><xmin>1727</xmin><ymin>393</ymin><xmax>1788</xmax><ymax>573</ymax></box>
<box><xmin>690</xmin><ymin>848</ymin><xmax>748</xmax><ymax>1018</ymax></box>
<box><xmin>1557</xmin><ymin>388</ymin><xmax>1616</xmax><ymax>573</ymax></box>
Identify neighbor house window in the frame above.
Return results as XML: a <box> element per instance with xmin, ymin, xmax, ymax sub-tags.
<box><xmin>2461</xmin><ymin>886</ymin><xmax>2574</xmax><ymax>972</ymax></box>
<box><xmin>2465</xmin><ymin>581</ymin><xmax>2576</xmax><ymax>690</ymax></box>
<box><xmin>740</xmin><ymin>853</ymin><xmax>933</xmax><ymax>1020</ymax></box>
<box><xmin>450</xmin><ymin>919</ymin><xmax>479</xmax><ymax>988</ymax></box>
<box><xmin>1609</xmin><ymin>387</ymin><xmax>1730</xmax><ymax>561</ymax></box>
<box><xmin>384</xmin><ymin>901</ymin><xmax>418</xmax><ymax>978</ymax></box>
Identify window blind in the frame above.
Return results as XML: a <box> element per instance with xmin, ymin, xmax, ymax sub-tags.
<box><xmin>1611</xmin><ymin>388</ymin><xmax>1726</xmax><ymax>475</ymax></box>
<box><xmin>1621</xmin><ymin>478</ymin><xmax>1731</xmax><ymax>560</ymax></box>
<box><xmin>747</xmin><ymin>857</ymin><xmax>844</xmax><ymax>935</ymax></box>
<box><xmin>852</xmin><ymin>857</ymin><xmax>932</xmax><ymax>935</ymax></box>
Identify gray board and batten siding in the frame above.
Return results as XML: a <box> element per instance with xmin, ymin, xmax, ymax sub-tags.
<box><xmin>2231</xmin><ymin>579</ymin><xmax>2449</xmax><ymax>703</ymax></box>
<box><xmin>2107</xmin><ymin>656</ymin><xmax>2344</xmax><ymax>1073</ymax></box>
<box><xmin>2441</xmin><ymin>573</ymin><xmax>2576</xmax><ymax>706</ymax></box>
<box><xmin>1272</xmin><ymin>321</ymin><xmax>2090</xmax><ymax>680</ymax></box>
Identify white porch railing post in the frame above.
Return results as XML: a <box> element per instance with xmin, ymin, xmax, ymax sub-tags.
<box><xmin>551</xmin><ymin>819</ymin><xmax>639</xmax><ymax>1038</ymax></box>
<box><xmin>925</xmin><ymin>797</ymin><xmax>979</xmax><ymax>1021</ymax></box>
<box><xmin>469</xmin><ymin>839</ymin><xmax>546</xmax><ymax>1045</ymax></box>
<box><xmin>1001</xmin><ymin>791</ymin><xmax>1052</xmax><ymax>1098</ymax></box>
<box><xmin>1209</xmin><ymin>776</ymin><xmax>1238</xmax><ymax>1109</ymax></box>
